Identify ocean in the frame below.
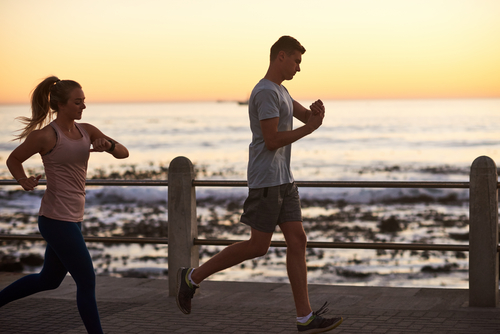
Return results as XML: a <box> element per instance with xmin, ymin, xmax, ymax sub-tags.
<box><xmin>0</xmin><ymin>98</ymin><xmax>499</xmax><ymax>288</ymax></box>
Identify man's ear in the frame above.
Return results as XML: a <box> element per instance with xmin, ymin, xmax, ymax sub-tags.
<box><xmin>277</xmin><ymin>50</ymin><xmax>286</xmax><ymax>61</ymax></box>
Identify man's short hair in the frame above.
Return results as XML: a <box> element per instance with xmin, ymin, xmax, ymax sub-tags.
<box><xmin>270</xmin><ymin>36</ymin><xmax>306</xmax><ymax>61</ymax></box>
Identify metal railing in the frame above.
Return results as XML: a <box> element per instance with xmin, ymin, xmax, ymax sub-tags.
<box><xmin>0</xmin><ymin>179</ymin><xmax>473</xmax><ymax>250</ymax></box>
<box><xmin>0</xmin><ymin>155</ymin><xmax>498</xmax><ymax>307</ymax></box>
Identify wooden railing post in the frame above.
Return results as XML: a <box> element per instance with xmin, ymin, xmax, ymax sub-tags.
<box><xmin>469</xmin><ymin>155</ymin><xmax>499</xmax><ymax>307</ymax></box>
<box><xmin>168</xmin><ymin>156</ymin><xmax>199</xmax><ymax>296</ymax></box>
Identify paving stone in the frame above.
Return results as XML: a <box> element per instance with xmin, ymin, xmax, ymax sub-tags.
<box><xmin>1</xmin><ymin>272</ymin><xmax>500</xmax><ymax>333</ymax></box>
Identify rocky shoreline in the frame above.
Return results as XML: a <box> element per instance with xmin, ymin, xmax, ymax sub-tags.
<box><xmin>0</xmin><ymin>192</ymin><xmax>472</xmax><ymax>288</ymax></box>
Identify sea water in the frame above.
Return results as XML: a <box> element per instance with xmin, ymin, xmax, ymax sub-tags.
<box><xmin>0</xmin><ymin>99</ymin><xmax>499</xmax><ymax>288</ymax></box>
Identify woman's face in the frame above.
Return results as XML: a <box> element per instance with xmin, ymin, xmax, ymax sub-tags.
<box><xmin>60</xmin><ymin>88</ymin><xmax>86</xmax><ymax>120</ymax></box>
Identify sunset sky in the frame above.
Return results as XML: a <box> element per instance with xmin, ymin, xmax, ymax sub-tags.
<box><xmin>0</xmin><ymin>0</ymin><xmax>499</xmax><ymax>103</ymax></box>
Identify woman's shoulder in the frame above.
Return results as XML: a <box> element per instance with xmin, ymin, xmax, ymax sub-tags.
<box><xmin>20</xmin><ymin>124</ymin><xmax>57</xmax><ymax>155</ymax></box>
<box><xmin>78</xmin><ymin>122</ymin><xmax>97</xmax><ymax>133</ymax></box>
<box><xmin>78</xmin><ymin>123</ymin><xmax>107</xmax><ymax>142</ymax></box>
<box><xmin>27</xmin><ymin>124</ymin><xmax>55</xmax><ymax>141</ymax></box>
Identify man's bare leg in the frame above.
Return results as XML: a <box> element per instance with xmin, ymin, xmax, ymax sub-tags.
<box><xmin>191</xmin><ymin>227</ymin><xmax>273</xmax><ymax>284</ymax></box>
<box><xmin>280</xmin><ymin>221</ymin><xmax>312</xmax><ymax>317</ymax></box>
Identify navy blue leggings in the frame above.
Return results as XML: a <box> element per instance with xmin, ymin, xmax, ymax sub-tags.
<box><xmin>0</xmin><ymin>216</ymin><xmax>103</xmax><ymax>334</ymax></box>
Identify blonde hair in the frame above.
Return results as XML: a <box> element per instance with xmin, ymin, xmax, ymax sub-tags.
<box><xmin>14</xmin><ymin>76</ymin><xmax>81</xmax><ymax>141</ymax></box>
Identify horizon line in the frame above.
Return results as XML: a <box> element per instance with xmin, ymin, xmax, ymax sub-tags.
<box><xmin>1</xmin><ymin>96</ymin><xmax>499</xmax><ymax>106</ymax></box>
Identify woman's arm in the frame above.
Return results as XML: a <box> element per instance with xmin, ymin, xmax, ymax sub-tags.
<box><xmin>81</xmin><ymin>123</ymin><xmax>129</xmax><ymax>159</ymax></box>
<box><xmin>7</xmin><ymin>129</ymin><xmax>50</xmax><ymax>191</ymax></box>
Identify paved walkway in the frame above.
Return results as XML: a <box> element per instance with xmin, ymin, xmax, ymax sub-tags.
<box><xmin>1</xmin><ymin>272</ymin><xmax>500</xmax><ymax>333</ymax></box>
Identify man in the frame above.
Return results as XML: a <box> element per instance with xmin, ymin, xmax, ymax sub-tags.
<box><xmin>176</xmin><ymin>36</ymin><xmax>343</xmax><ymax>333</ymax></box>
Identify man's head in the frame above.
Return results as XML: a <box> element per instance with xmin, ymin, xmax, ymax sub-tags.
<box><xmin>270</xmin><ymin>36</ymin><xmax>306</xmax><ymax>62</ymax></box>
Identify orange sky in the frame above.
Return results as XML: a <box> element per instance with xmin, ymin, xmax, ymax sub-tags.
<box><xmin>0</xmin><ymin>0</ymin><xmax>499</xmax><ymax>103</ymax></box>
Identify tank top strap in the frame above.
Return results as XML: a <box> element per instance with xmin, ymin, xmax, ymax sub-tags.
<box><xmin>49</xmin><ymin>121</ymin><xmax>62</xmax><ymax>136</ymax></box>
<box><xmin>74</xmin><ymin>122</ymin><xmax>90</xmax><ymax>141</ymax></box>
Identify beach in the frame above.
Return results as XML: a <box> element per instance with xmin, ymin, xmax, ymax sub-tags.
<box><xmin>0</xmin><ymin>98</ymin><xmax>499</xmax><ymax>288</ymax></box>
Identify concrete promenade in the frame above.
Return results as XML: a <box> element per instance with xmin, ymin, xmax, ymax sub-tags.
<box><xmin>1</xmin><ymin>272</ymin><xmax>500</xmax><ymax>334</ymax></box>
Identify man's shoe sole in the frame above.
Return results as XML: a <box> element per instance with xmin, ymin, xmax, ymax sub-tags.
<box><xmin>298</xmin><ymin>317</ymin><xmax>343</xmax><ymax>333</ymax></box>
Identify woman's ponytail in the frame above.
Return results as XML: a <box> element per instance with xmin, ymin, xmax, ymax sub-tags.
<box><xmin>14</xmin><ymin>76</ymin><xmax>81</xmax><ymax>141</ymax></box>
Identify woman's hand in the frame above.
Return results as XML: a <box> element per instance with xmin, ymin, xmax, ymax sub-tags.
<box><xmin>18</xmin><ymin>175</ymin><xmax>42</xmax><ymax>191</ymax></box>
<box><xmin>90</xmin><ymin>138</ymin><xmax>113</xmax><ymax>153</ymax></box>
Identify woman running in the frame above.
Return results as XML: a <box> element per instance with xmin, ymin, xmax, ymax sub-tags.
<box><xmin>0</xmin><ymin>76</ymin><xmax>129</xmax><ymax>333</ymax></box>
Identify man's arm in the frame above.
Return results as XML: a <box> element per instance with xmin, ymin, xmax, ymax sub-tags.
<box><xmin>261</xmin><ymin>99</ymin><xmax>325</xmax><ymax>151</ymax></box>
<box><xmin>292</xmin><ymin>100</ymin><xmax>311</xmax><ymax>124</ymax></box>
<box><xmin>293</xmin><ymin>99</ymin><xmax>326</xmax><ymax>123</ymax></box>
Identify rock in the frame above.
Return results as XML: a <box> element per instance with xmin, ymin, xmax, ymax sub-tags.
<box><xmin>20</xmin><ymin>253</ymin><xmax>44</xmax><ymax>266</ymax></box>
<box><xmin>379</xmin><ymin>216</ymin><xmax>402</xmax><ymax>233</ymax></box>
<box><xmin>0</xmin><ymin>258</ymin><xmax>24</xmax><ymax>272</ymax></box>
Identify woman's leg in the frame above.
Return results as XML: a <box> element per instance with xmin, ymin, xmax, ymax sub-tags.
<box><xmin>38</xmin><ymin>216</ymin><xmax>103</xmax><ymax>334</ymax></box>
<box><xmin>0</xmin><ymin>241</ymin><xmax>68</xmax><ymax>307</ymax></box>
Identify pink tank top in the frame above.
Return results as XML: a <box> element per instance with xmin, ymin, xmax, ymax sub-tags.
<box><xmin>39</xmin><ymin>121</ymin><xmax>91</xmax><ymax>222</ymax></box>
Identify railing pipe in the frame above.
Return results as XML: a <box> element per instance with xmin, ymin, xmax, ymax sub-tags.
<box><xmin>0</xmin><ymin>234</ymin><xmax>168</xmax><ymax>244</ymax></box>
<box><xmin>192</xmin><ymin>180</ymin><xmax>470</xmax><ymax>188</ymax></box>
<box><xmin>0</xmin><ymin>234</ymin><xmax>477</xmax><ymax>252</ymax></box>
<box><xmin>194</xmin><ymin>239</ymin><xmax>470</xmax><ymax>251</ymax></box>
<box><xmin>0</xmin><ymin>180</ymin><xmax>168</xmax><ymax>186</ymax></box>
<box><xmin>0</xmin><ymin>180</ymin><xmax>473</xmax><ymax>188</ymax></box>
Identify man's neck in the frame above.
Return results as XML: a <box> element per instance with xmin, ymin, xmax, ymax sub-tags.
<box><xmin>264</xmin><ymin>68</ymin><xmax>283</xmax><ymax>86</ymax></box>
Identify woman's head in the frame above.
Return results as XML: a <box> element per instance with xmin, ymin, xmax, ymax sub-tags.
<box><xmin>15</xmin><ymin>76</ymin><xmax>82</xmax><ymax>140</ymax></box>
<box><xmin>46</xmin><ymin>77</ymin><xmax>82</xmax><ymax>112</ymax></box>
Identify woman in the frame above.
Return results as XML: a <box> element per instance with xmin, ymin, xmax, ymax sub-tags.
<box><xmin>0</xmin><ymin>76</ymin><xmax>129</xmax><ymax>333</ymax></box>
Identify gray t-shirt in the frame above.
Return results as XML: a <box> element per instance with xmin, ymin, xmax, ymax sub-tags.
<box><xmin>247</xmin><ymin>79</ymin><xmax>294</xmax><ymax>188</ymax></box>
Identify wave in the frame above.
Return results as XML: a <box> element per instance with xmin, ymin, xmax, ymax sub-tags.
<box><xmin>0</xmin><ymin>184</ymin><xmax>469</xmax><ymax>211</ymax></box>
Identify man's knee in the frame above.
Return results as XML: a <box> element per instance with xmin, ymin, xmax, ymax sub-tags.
<box><xmin>253</xmin><ymin>245</ymin><xmax>270</xmax><ymax>258</ymax></box>
<box><xmin>247</xmin><ymin>228</ymin><xmax>273</xmax><ymax>258</ymax></box>
<box><xmin>287</xmin><ymin>230</ymin><xmax>307</xmax><ymax>249</ymax></box>
<box><xmin>247</xmin><ymin>240</ymin><xmax>271</xmax><ymax>258</ymax></box>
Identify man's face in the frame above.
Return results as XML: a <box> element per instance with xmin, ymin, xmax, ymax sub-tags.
<box><xmin>282</xmin><ymin>50</ymin><xmax>302</xmax><ymax>81</ymax></box>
